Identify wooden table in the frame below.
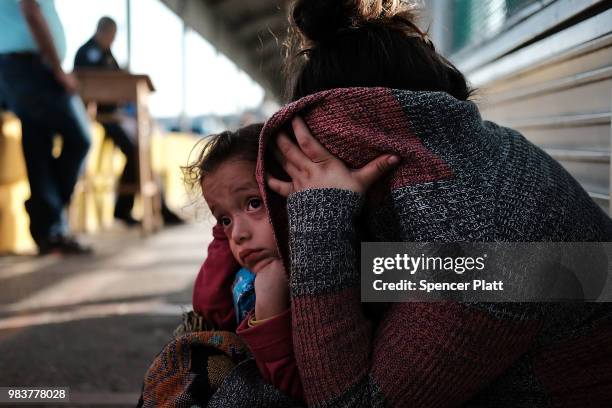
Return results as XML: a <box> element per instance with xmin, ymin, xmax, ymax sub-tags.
<box><xmin>74</xmin><ymin>70</ymin><xmax>162</xmax><ymax>235</ymax></box>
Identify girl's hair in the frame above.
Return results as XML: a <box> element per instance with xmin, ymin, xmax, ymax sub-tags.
<box><xmin>183</xmin><ymin>123</ymin><xmax>264</xmax><ymax>193</ymax></box>
<box><xmin>284</xmin><ymin>0</ymin><xmax>473</xmax><ymax>102</ymax></box>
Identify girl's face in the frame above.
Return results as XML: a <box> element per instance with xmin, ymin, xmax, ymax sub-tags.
<box><xmin>202</xmin><ymin>159</ymin><xmax>279</xmax><ymax>274</ymax></box>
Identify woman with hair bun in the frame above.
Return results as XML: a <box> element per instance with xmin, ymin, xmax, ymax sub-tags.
<box><xmin>253</xmin><ymin>0</ymin><xmax>612</xmax><ymax>407</ymax></box>
<box><xmin>284</xmin><ymin>0</ymin><xmax>472</xmax><ymax>101</ymax></box>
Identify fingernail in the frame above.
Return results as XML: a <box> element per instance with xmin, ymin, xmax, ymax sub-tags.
<box><xmin>388</xmin><ymin>155</ymin><xmax>400</xmax><ymax>165</ymax></box>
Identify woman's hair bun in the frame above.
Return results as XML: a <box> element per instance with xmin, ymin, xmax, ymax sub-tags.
<box><xmin>291</xmin><ymin>1</ymin><xmax>353</xmax><ymax>42</ymax></box>
<box><xmin>291</xmin><ymin>0</ymin><xmax>418</xmax><ymax>43</ymax></box>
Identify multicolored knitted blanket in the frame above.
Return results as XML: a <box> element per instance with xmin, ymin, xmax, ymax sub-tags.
<box><xmin>137</xmin><ymin>328</ymin><xmax>251</xmax><ymax>407</ymax></box>
<box><xmin>138</xmin><ymin>321</ymin><xmax>299</xmax><ymax>408</ymax></box>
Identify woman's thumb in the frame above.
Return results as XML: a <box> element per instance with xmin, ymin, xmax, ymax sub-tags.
<box><xmin>357</xmin><ymin>154</ymin><xmax>400</xmax><ymax>189</ymax></box>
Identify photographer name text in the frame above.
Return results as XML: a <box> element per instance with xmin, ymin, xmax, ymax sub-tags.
<box><xmin>371</xmin><ymin>254</ymin><xmax>504</xmax><ymax>292</ymax></box>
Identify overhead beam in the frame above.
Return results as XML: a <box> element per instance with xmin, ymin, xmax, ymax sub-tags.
<box><xmin>235</xmin><ymin>14</ymin><xmax>285</xmax><ymax>41</ymax></box>
<box><xmin>126</xmin><ymin>0</ymin><xmax>132</xmax><ymax>70</ymax></box>
<box><xmin>159</xmin><ymin>0</ymin><xmax>282</xmax><ymax>99</ymax></box>
<box><xmin>214</xmin><ymin>0</ymin><xmax>278</xmax><ymax>20</ymax></box>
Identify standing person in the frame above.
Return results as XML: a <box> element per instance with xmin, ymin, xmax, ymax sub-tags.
<box><xmin>74</xmin><ymin>16</ymin><xmax>184</xmax><ymax>226</ymax></box>
<box><xmin>0</xmin><ymin>0</ymin><xmax>92</xmax><ymax>255</ymax></box>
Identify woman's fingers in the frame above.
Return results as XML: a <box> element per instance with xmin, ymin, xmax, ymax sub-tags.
<box><xmin>266</xmin><ymin>175</ymin><xmax>295</xmax><ymax>198</ymax></box>
<box><xmin>272</xmin><ymin>135</ymin><xmax>301</xmax><ymax>178</ymax></box>
<box><xmin>292</xmin><ymin>116</ymin><xmax>333</xmax><ymax>163</ymax></box>
<box><xmin>354</xmin><ymin>154</ymin><xmax>400</xmax><ymax>189</ymax></box>
<box><xmin>276</xmin><ymin>132</ymin><xmax>310</xmax><ymax>171</ymax></box>
<box><xmin>271</xmin><ymin>117</ymin><xmax>399</xmax><ymax>195</ymax></box>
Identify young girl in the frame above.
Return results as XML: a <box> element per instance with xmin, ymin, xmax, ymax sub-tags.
<box><xmin>185</xmin><ymin>123</ymin><xmax>303</xmax><ymax>401</ymax></box>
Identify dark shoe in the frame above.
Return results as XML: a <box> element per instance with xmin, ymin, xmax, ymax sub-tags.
<box><xmin>38</xmin><ymin>235</ymin><xmax>93</xmax><ymax>256</ymax></box>
<box><xmin>114</xmin><ymin>213</ymin><xmax>140</xmax><ymax>226</ymax></box>
<box><xmin>38</xmin><ymin>240</ymin><xmax>60</xmax><ymax>256</ymax></box>
<box><xmin>161</xmin><ymin>207</ymin><xmax>185</xmax><ymax>226</ymax></box>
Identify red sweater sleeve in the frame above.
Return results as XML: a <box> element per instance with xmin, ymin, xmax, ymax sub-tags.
<box><xmin>192</xmin><ymin>224</ymin><xmax>240</xmax><ymax>331</ymax></box>
<box><xmin>236</xmin><ymin>309</ymin><xmax>304</xmax><ymax>402</ymax></box>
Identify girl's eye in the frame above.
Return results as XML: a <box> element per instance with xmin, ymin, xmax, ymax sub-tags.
<box><xmin>247</xmin><ymin>198</ymin><xmax>262</xmax><ymax>210</ymax></box>
<box><xmin>220</xmin><ymin>216</ymin><xmax>231</xmax><ymax>226</ymax></box>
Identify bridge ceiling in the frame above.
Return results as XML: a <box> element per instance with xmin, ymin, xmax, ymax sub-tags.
<box><xmin>160</xmin><ymin>0</ymin><xmax>291</xmax><ymax>100</ymax></box>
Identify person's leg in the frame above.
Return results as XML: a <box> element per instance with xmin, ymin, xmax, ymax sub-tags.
<box><xmin>40</xmin><ymin>93</ymin><xmax>92</xmax><ymax>254</ymax></box>
<box><xmin>0</xmin><ymin>57</ymin><xmax>66</xmax><ymax>245</ymax></box>
<box><xmin>101</xmin><ymin>121</ymin><xmax>137</xmax><ymax>222</ymax></box>
<box><xmin>160</xmin><ymin>194</ymin><xmax>184</xmax><ymax>225</ymax></box>
<box><xmin>50</xmin><ymin>94</ymin><xmax>91</xmax><ymax>206</ymax></box>
<box><xmin>103</xmin><ymin>117</ymin><xmax>184</xmax><ymax>226</ymax></box>
<box><xmin>42</xmin><ymin>92</ymin><xmax>93</xmax><ymax>254</ymax></box>
<box><xmin>20</xmin><ymin>118</ymin><xmax>65</xmax><ymax>244</ymax></box>
<box><xmin>0</xmin><ymin>56</ymin><xmax>91</xmax><ymax>253</ymax></box>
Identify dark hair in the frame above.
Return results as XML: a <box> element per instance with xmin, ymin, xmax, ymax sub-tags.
<box><xmin>97</xmin><ymin>16</ymin><xmax>117</xmax><ymax>33</ymax></box>
<box><xmin>284</xmin><ymin>0</ymin><xmax>473</xmax><ymax>101</ymax></box>
<box><xmin>183</xmin><ymin>123</ymin><xmax>263</xmax><ymax>194</ymax></box>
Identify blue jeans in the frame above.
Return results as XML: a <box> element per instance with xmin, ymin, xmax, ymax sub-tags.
<box><xmin>0</xmin><ymin>55</ymin><xmax>91</xmax><ymax>245</ymax></box>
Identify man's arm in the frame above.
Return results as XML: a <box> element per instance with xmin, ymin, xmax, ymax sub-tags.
<box><xmin>19</xmin><ymin>0</ymin><xmax>77</xmax><ymax>93</ymax></box>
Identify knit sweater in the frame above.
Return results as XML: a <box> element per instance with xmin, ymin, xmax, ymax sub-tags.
<box><xmin>195</xmin><ymin>88</ymin><xmax>612</xmax><ymax>407</ymax></box>
<box><xmin>250</xmin><ymin>88</ymin><xmax>612</xmax><ymax>407</ymax></box>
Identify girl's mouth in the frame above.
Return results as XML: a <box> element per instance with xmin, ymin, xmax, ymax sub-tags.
<box><xmin>242</xmin><ymin>249</ymin><xmax>265</xmax><ymax>267</ymax></box>
<box><xmin>252</xmin><ymin>257</ymin><xmax>275</xmax><ymax>272</ymax></box>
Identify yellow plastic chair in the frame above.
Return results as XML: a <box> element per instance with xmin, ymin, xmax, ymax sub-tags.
<box><xmin>69</xmin><ymin>123</ymin><xmax>125</xmax><ymax>233</ymax></box>
<box><xmin>0</xmin><ymin>113</ymin><xmax>35</xmax><ymax>254</ymax></box>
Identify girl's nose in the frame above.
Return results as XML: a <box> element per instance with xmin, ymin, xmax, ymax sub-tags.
<box><xmin>231</xmin><ymin>216</ymin><xmax>251</xmax><ymax>244</ymax></box>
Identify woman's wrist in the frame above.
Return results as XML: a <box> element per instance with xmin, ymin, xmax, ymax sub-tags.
<box><xmin>287</xmin><ymin>188</ymin><xmax>364</xmax><ymax>235</ymax></box>
<box><xmin>287</xmin><ymin>188</ymin><xmax>363</xmax><ymax>297</ymax></box>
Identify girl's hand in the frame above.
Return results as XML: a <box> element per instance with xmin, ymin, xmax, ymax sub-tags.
<box><xmin>267</xmin><ymin>116</ymin><xmax>400</xmax><ymax>197</ymax></box>
<box><xmin>253</xmin><ymin>258</ymin><xmax>289</xmax><ymax>320</ymax></box>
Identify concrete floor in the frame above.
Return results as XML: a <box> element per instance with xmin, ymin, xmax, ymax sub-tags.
<box><xmin>0</xmin><ymin>222</ymin><xmax>213</xmax><ymax>407</ymax></box>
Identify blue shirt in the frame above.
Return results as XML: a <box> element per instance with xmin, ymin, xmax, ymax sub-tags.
<box><xmin>232</xmin><ymin>268</ymin><xmax>256</xmax><ymax>325</ymax></box>
<box><xmin>0</xmin><ymin>0</ymin><xmax>66</xmax><ymax>60</ymax></box>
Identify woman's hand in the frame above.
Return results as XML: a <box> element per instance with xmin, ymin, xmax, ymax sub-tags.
<box><xmin>267</xmin><ymin>116</ymin><xmax>400</xmax><ymax>197</ymax></box>
<box><xmin>253</xmin><ymin>258</ymin><xmax>289</xmax><ymax>320</ymax></box>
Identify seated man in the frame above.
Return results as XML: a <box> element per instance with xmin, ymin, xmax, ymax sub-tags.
<box><xmin>74</xmin><ymin>16</ymin><xmax>183</xmax><ymax>226</ymax></box>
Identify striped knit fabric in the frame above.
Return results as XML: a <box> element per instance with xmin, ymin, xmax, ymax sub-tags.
<box><xmin>139</xmin><ymin>321</ymin><xmax>300</xmax><ymax>407</ymax></box>
<box><xmin>138</xmin><ymin>331</ymin><xmax>251</xmax><ymax>407</ymax></box>
<box><xmin>255</xmin><ymin>88</ymin><xmax>612</xmax><ymax>407</ymax></box>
